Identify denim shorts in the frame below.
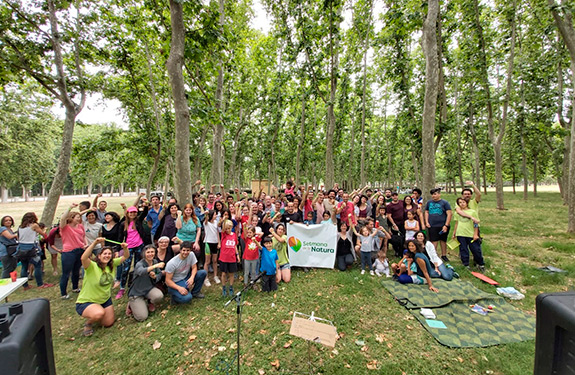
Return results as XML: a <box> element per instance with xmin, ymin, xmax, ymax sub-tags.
<box><xmin>279</xmin><ymin>263</ymin><xmax>291</xmax><ymax>270</ymax></box>
<box><xmin>76</xmin><ymin>298</ymin><xmax>113</xmax><ymax>316</ymax></box>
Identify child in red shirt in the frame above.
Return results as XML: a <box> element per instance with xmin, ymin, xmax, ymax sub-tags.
<box><xmin>242</xmin><ymin>227</ymin><xmax>261</xmax><ymax>286</ymax></box>
<box><xmin>218</xmin><ymin>220</ymin><xmax>240</xmax><ymax>297</ymax></box>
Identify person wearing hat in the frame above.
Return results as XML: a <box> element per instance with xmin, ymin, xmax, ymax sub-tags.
<box><xmin>115</xmin><ymin>202</ymin><xmax>150</xmax><ymax>299</ymax></box>
<box><xmin>164</xmin><ymin>241</ymin><xmax>207</xmax><ymax>304</ymax></box>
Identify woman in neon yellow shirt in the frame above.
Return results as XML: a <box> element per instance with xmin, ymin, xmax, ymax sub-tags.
<box><xmin>452</xmin><ymin>198</ymin><xmax>485</xmax><ymax>272</ymax></box>
<box><xmin>75</xmin><ymin>238</ymin><xmax>129</xmax><ymax>336</ymax></box>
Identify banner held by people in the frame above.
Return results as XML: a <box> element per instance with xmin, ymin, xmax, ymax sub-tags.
<box><xmin>287</xmin><ymin>223</ymin><xmax>337</xmax><ymax>268</ymax></box>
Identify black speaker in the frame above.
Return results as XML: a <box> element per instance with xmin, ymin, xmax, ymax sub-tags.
<box><xmin>534</xmin><ymin>291</ymin><xmax>575</xmax><ymax>375</ymax></box>
<box><xmin>0</xmin><ymin>298</ymin><xmax>56</xmax><ymax>375</ymax></box>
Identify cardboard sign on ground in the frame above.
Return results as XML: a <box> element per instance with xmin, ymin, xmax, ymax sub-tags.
<box><xmin>289</xmin><ymin>315</ymin><xmax>337</xmax><ymax>348</ymax></box>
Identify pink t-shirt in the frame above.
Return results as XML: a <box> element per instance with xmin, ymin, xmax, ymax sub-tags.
<box><xmin>126</xmin><ymin>221</ymin><xmax>143</xmax><ymax>248</ymax></box>
<box><xmin>304</xmin><ymin>198</ymin><xmax>313</xmax><ymax>217</ymax></box>
<box><xmin>219</xmin><ymin>232</ymin><xmax>238</xmax><ymax>263</ymax></box>
<box><xmin>60</xmin><ymin>224</ymin><xmax>85</xmax><ymax>251</ymax></box>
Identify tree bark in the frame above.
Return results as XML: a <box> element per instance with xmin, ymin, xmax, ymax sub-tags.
<box><xmin>549</xmin><ymin>0</ymin><xmax>575</xmax><ymax>231</ymax></box>
<box><xmin>167</xmin><ymin>0</ymin><xmax>192</xmax><ymax>204</ymax></box>
<box><xmin>421</xmin><ymin>0</ymin><xmax>439</xmax><ymax>203</ymax></box>
<box><xmin>521</xmin><ymin>129</ymin><xmax>528</xmax><ymax>200</ymax></box>
<box><xmin>296</xmin><ymin>90</ymin><xmax>306</xmax><ymax>187</ymax></box>
<box><xmin>325</xmin><ymin>2</ymin><xmax>341</xmax><ymax>190</ymax></box>
<box><xmin>209</xmin><ymin>0</ymin><xmax>226</xmax><ymax>186</ymax></box>
<box><xmin>533</xmin><ymin>153</ymin><xmax>538</xmax><ymax>197</ymax></box>
<box><xmin>40</xmin><ymin>0</ymin><xmax>86</xmax><ymax>226</ymax></box>
<box><xmin>360</xmin><ymin>2</ymin><xmax>372</xmax><ymax>186</ymax></box>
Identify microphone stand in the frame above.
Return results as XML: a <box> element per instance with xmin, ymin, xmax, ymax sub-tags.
<box><xmin>223</xmin><ymin>271</ymin><xmax>265</xmax><ymax>375</ymax></box>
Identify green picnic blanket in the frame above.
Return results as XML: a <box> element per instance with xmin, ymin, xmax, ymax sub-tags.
<box><xmin>381</xmin><ymin>279</ymin><xmax>535</xmax><ymax>348</ymax></box>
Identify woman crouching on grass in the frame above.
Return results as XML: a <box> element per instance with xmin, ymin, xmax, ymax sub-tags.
<box><xmin>126</xmin><ymin>244</ymin><xmax>165</xmax><ymax>321</ymax></box>
<box><xmin>76</xmin><ymin>238</ymin><xmax>129</xmax><ymax>337</ymax></box>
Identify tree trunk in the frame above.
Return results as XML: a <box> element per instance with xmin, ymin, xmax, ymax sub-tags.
<box><xmin>533</xmin><ymin>153</ymin><xmax>538</xmax><ymax>197</ymax></box>
<box><xmin>167</xmin><ymin>0</ymin><xmax>192</xmax><ymax>204</ymax></box>
<box><xmin>521</xmin><ymin>130</ymin><xmax>528</xmax><ymax>200</ymax></box>
<box><xmin>209</xmin><ymin>0</ymin><xmax>226</xmax><ymax>186</ymax></box>
<box><xmin>549</xmin><ymin>0</ymin><xmax>575</xmax><ymax>230</ymax></box>
<box><xmin>109</xmin><ymin>184</ymin><xmax>114</xmax><ymax>197</ymax></box>
<box><xmin>512</xmin><ymin>168</ymin><xmax>516</xmax><ymax>194</ymax></box>
<box><xmin>39</xmin><ymin>0</ymin><xmax>86</xmax><ymax>226</ymax></box>
<box><xmin>192</xmin><ymin>125</ymin><xmax>209</xmax><ymax>182</ymax></box>
<box><xmin>87</xmin><ymin>180</ymin><xmax>92</xmax><ymax>197</ymax></box>
<box><xmin>473</xmin><ymin>0</ymin><xmax>515</xmax><ymax>210</ymax></box>
<box><xmin>421</xmin><ymin>0</ymin><xmax>439</xmax><ymax>203</ymax></box>
<box><xmin>41</xmin><ymin>182</ymin><xmax>46</xmax><ymax>197</ymax></box>
<box><xmin>360</xmin><ymin>3</ymin><xmax>372</xmax><ymax>186</ymax></box>
<box><xmin>482</xmin><ymin>159</ymin><xmax>488</xmax><ymax>194</ymax></box>
<box><xmin>348</xmin><ymin>109</ymin><xmax>356</xmax><ymax>188</ymax></box>
<box><xmin>146</xmin><ymin>141</ymin><xmax>161</xmax><ymax>196</ymax></box>
<box><xmin>119</xmin><ymin>182</ymin><xmax>124</xmax><ymax>197</ymax></box>
<box><xmin>296</xmin><ymin>90</ymin><xmax>306</xmax><ymax>187</ymax></box>
<box><xmin>1</xmin><ymin>184</ymin><xmax>8</xmax><ymax>203</ymax></box>
<box><xmin>325</xmin><ymin>2</ymin><xmax>341</xmax><ymax>190</ymax></box>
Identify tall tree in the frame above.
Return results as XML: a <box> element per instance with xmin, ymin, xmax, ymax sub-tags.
<box><xmin>421</xmin><ymin>0</ymin><xmax>440</xmax><ymax>201</ymax></box>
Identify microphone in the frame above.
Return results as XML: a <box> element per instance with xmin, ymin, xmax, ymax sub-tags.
<box><xmin>224</xmin><ymin>271</ymin><xmax>266</xmax><ymax>307</ymax></box>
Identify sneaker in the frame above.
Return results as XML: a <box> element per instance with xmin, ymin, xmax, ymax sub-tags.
<box><xmin>61</xmin><ymin>294</ymin><xmax>70</xmax><ymax>300</ymax></box>
<box><xmin>229</xmin><ymin>287</ymin><xmax>234</xmax><ymax>296</ymax></box>
<box><xmin>465</xmin><ymin>265</ymin><xmax>471</xmax><ymax>270</ymax></box>
<box><xmin>214</xmin><ymin>276</ymin><xmax>221</xmax><ymax>284</ymax></box>
<box><xmin>115</xmin><ymin>289</ymin><xmax>125</xmax><ymax>300</ymax></box>
<box><xmin>193</xmin><ymin>293</ymin><xmax>205</xmax><ymax>299</ymax></box>
<box><xmin>222</xmin><ymin>286</ymin><xmax>228</xmax><ymax>297</ymax></box>
<box><xmin>477</xmin><ymin>265</ymin><xmax>486</xmax><ymax>273</ymax></box>
<box><xmin>361</xmin><ymin>270</ymin><xmax>366</xmax><ymax>275</ymax></box>
<box><xmin>370</xmin><ymin>270</ymin><xmax>375</xmax><ymax>276</ymax></box>
<box><xmin>204</xmin><ymin>279</ymin><xmax>212</xmax><ymax>287</ymax></box>
<box><xmin>28</xmin><ymin>274</ymin><xmax>33</xmax><ymax>281</ymax></box>
<box><xmin>72</xmin><ymin>288</ymin><xmax>81</xmax><ymax>293</ymax></box>
<box><xmin>441</xmin><ymin>255</ymin><xmax>450</xmax><ymax>262</ymax></box>
<box><xmin>453</xmin><ymin>271</ymin><xmax>460</xmax><ymax>279</ymax></box>
<box><xmin>38</xmin><ymin>283</ymin><xmax>54</xmax><ymax>289</ymax></box>
<box><xmin>148</xmin><ymin>303</ymin><xmax>156</xmax><ymax>312</ymax></box>
<box><xmin>375</xmin><ymin>271</ymin><xmax>383</xmax><ymax>277</ymax></box>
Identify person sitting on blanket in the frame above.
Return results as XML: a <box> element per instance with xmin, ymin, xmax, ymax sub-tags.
<box><xmin>407</xmin><ymin>239</ymin><xmax>439</xmax><ymax>292</ymax></box>
<box><xmin>391</xmin><ymin>249</ymin><xmax>418</xmax><ymax>282</ymax></box>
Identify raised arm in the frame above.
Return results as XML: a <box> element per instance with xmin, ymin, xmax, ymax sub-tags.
<box><xmin>60</xmin><ymin>203</ymin><xmax>78</xmax><ymax>228</ymax></box>
<box><xmin>81</xmin><ymin>237</ymin><xmax>105</xmax><ymax>269</ymax></box>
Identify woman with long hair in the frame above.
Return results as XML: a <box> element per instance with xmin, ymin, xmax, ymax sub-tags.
<box><xmin>76</xmin><ymin>238</ymin><xmax>129</xmax><ymax>336</ymax></box>
<box><xmin>0</xmin><ymin>216</ymin><xmax>18</xmax><ymax>278</ymax></box>
<box><xmin>59</xmin><ymin>204</ymin><xmax>86</xmax><ymax>298</ymax></box>
<box><xmin>18</xmin><ymin>212</ymin><xmax>52</xmax><ymax>290</ymax></box>
<box><xmin>116</xmin><ymin>203</ymin><xmax>149</xmax><ymax>299</ymax></box>
<box><xmin>175</xmin><ymin>203</ymin><xmax>202</xmax><ymax>253</ymax></box>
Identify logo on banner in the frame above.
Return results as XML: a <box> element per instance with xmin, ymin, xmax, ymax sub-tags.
<box><xmin>288</xmin><ymin>236</ymin><xmax>302</xmax><ymax>252</ymax></box>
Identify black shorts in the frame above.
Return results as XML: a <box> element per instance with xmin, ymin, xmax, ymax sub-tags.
<box><xmin>219</xmin><ymin>261</ymin><xmax>238</xmax><ymax>273</ymax></box>
<box><xmin>76</xmin><ymin>298</ymin><xmax>113</xmax><ymax>316</ymax></box>
<box><xmin>428</xmin><ymin>226</ymin><xmax>449</xmax><ymax>242</ymax></box>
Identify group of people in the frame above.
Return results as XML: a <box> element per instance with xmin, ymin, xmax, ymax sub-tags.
<box><xmin>0</xmin><ymin>180</ymin><xmax>486</xmax><ymax>336</ymax></box>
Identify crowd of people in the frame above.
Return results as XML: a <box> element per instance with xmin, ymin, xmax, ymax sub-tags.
<box><xmin>0</xmin><ymin>180</ymin><xmax>485</xmax><ymax>336</ymax></box>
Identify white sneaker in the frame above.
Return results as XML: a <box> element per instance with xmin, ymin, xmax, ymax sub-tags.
<box><xmin>361</xmin><ymin>270</ymin><xmax>365</xmax><ymax>275</ymax></box>
<box><xmin>214</xmin><ymin>276</ymin><xmax>221</xmax><ymax>284</ymax></box>
<box><xmin>370</xmin><ymin>270</ymin><xmax>375</xmax><ymax>276</ymax></box>
<box><xmin>204</xmin><ymin>279</ymin><xmax>212</xmax><ymax>287</ymax></box>
<box><xmin>375</xmin><ymin>271</ymin><xmax>383</xmax><ymax>277</ymax></box>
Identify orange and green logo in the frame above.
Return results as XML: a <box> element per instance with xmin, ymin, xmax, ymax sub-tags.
<box><xmin>288</xmin><ymin>236</ymin><xmax>302</xmax><ymax>252</ymax></box>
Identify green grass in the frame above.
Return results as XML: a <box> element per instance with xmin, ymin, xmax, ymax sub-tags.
<box><xmin>3</xmin><ymin>191</ymin><xmax>575</xmax><ymax>374</ymax></box>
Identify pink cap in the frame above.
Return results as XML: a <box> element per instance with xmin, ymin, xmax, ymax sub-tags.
<box><xmin>127</xmin><ymin>206</ymin><xmax>138</xmax><ymax>213</ymax></box>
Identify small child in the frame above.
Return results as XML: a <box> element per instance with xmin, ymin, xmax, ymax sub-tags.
<box><xmin>259</xmin><ymin>236</ymin><xmax>279</xmax><ymax>292</ymax></box>
<box><xmin>218</xmin><ymin>220</ymin><xmax>240</xmax><ymax>297</ymax></box>
<box><xmin>375</xmin><ymin>205</ymin><xmax>392</xmax><ymax>255</ymax></box>
<box><xmin>351</xmin><ymin>214</ymin><xmax>381</xmax><ymax>276</ymax></box>
<box><xmin>243</xmin><ymin>227</ymin><xmax>261</xmax><ymax>286</ymax></box>
<box><xmin>372</xmin><ymin>250</ymin><xmax>390</xmax><ymax>277</ymax></box>
<box><xmin>404</xmin><ymin>210</ymin><xmax>419</xmax><ymax>240</ymax></box>
<box><xmin>304</xmin><ymin>211</ymin><xmax>315</xmax><ymax>225</ymax></box>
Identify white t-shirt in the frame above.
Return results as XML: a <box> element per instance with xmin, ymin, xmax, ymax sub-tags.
<box><xmin>84</xmin><ymin>221</ymin><xmax>103</xmax><ymax>248</ymax></box>
<box><xmin>204</xmin><ymin>221</ymin><xmax>219</xmax><ymax>243</ymax></box>
<box><xmin>165</xmin><ymin>253</ymin><xmax>198</xmax><ymax>283</ymax></box>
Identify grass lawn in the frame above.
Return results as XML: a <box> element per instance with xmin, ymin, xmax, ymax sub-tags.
<box><xmin>2</xmin><ymin>191</ymin><xmax>574</xmax><ymax>374</ymax></box>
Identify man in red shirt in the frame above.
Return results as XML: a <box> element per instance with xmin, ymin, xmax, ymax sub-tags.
<box><xmin>336</xmin><ymin>193</ymin><xmax>357</xmax><ymax>226</ymax></box>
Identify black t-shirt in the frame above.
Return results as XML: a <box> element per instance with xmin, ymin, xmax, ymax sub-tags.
<box><xmin>337</xmin><ymin>236</ymin><xmax>352</xmax><ymax>256</ymax></box>
<box><xmin>282</xmin><ymin>211</ymin><xmax>303</xmax><ymax>224</ymax></box>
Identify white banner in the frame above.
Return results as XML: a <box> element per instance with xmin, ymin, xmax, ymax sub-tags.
<box><xmin>287</xmin><ymin>223</ymin><xmax>337</xmax><ymax>268</ymax></box>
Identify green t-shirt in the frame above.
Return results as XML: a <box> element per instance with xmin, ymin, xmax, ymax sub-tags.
<box><xmin>273</xmin><ymin>235</ymin><xmax>289</xmax><ymax>266</ymax></box>
<box><xmin>468</xmin><ymin>199</ymin><xmax>479</xmax><ymax>218</ymax></box>
<box><xmin>454</xmin><ymin>208</ymin><xmax>478</xmax><ymax>238</ymax></box>
<box><xmin>77</xmin><ymin>258</ymin><xmax>123</xmax><ymax>304</ymax></box>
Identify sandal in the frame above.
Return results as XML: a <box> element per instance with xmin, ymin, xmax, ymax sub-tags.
<box><xmin>83</xmin><ymin>323</ymin><xmax>93</xmax><ymax>337</ymax></box>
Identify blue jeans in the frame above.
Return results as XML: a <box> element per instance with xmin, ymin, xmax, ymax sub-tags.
<box><xmin>457</xmin><ymin>236</ymin><xmax>484</xmax><ymax>267</ymax></box>
<box><xmin>360</xmin><ymin>251</ymin><xmax>372</xmax><ymax>271</ymax></box>
<box><xmin>60</xmin><ymin>248</ymin><xmax>83</xmax><ymax>296</ymax></box>
<box><xmin>21</xmin><ymin>256</ymin><xmax>43</xmax><ymax>287</ymax></box>
<box><xmin>168</xmin><ymin>270</ymin><xmax>207</xmax><ymax>304</ymax></box>
<box><xmin>120</xmin><ymin>244</ymin><xmax>144</xmax><ymax>289</ymax></box>
<box><xmin>437</xmin><ymin>263</ymin><xmax>454</xmax><ymax>281</ymax></box>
